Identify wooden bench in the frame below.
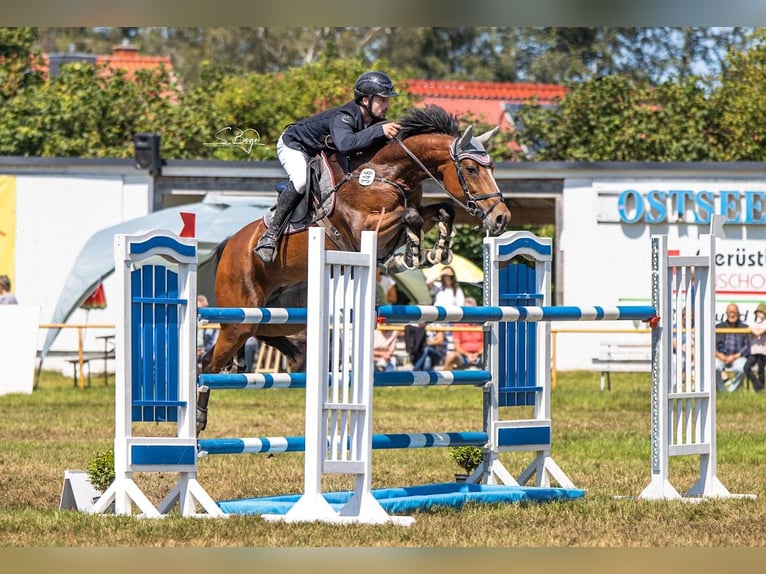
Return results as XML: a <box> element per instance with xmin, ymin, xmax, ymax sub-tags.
<box><xmin>591</xmin><ymin>342</ymin><xmax>652</xmax><ymax>390</ymax></box>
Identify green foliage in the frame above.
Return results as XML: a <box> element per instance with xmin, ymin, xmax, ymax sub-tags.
<box><xmin>0</xmin><ymin>28</ymin><xmax>763</xmax><ymax>163</ymax></box>
<box><xmin>449</xmin><ymin>445</ymin><xmax>483</xmax><ymax>474</ymax></box>
<box><xmin>86</xmin><ymin>449</ymin><xmax>114</xmax><ymax>493</ymax></box>
<box><xmin>514</xmin><ymin>75</ymin><xmax>716</xmax><ymax>162</ymax></box>
<box><xmin>0</xmin><ymin>27</ymin><xmax>44</xmax><ymax>101</ymax></box>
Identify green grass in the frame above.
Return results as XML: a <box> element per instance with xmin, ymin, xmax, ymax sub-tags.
<box><xmin>3</xmin><ymin>369</ymin><xmax>766</xmax><ymax>547</ymax></box>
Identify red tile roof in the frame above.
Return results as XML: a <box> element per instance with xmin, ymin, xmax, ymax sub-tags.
<box><xmin>96</xmin><ymin>46</ymin><xmax>174</xmax><ymax>80</ymax></box>
<box><xmin>403</xmin><ymin>79</ymin><xmax>566</xmax><ymax>132</ymax></box>
<box><xmin>42</xmin><ymin>45</ymin><xmax>178</xmax><ymax>87</ymax></box>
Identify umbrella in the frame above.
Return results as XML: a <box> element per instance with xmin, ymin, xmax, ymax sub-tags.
<box><xmin>81</xmin><ymin>283</ymin><xmax>106</xmax><ymax>310</ymax></box>
<box><xmin>422</xmin><ymin>253</ymin><xmax>484</xmax><ymax>285</ymax></box>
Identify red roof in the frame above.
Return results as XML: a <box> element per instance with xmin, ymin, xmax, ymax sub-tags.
<box><xmin>403</xmin><ymin>79</ymin><xmax>566</xmax><ymax>132</ymax></box>
<box><xmin>42</xmin><ymin>45</ymin><xmax>178</xmax><ymax>88</ymax></box>
<box><xmin>96</xmin><ymin>46</ymin><xmax>175</xmax><ymax>80</ymax></box>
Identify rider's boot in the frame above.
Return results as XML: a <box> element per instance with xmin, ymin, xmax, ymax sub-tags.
<box><xmin>253</xmin><ymin>182</ymin><xmax>303</xmax><ymax>264</ymax></box>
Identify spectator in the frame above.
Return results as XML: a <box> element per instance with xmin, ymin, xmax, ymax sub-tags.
<box><xmin>405</xmin><ymin>323</ymin><xmax>446</xmax><ymax>371</ymax></box>
<box><xmin>443</xmin><ymin>297</ymin><xmax>484</xmax><ymax>370</ymax></box>
<box><xmin>374</xmin><ymin>320</ymin><xmax>398</xmax><ymax>372</ymax></box>
<box><xmin>0</xmin><ymin>274</ymin><xmax>18</xmax><ymax>304</ymax></box>
<box><xmin>715</xmin><ymin>303</ymin><xmax>749</xmax><ymax>393</ymax></box>
<box><xmin>376</xmin><ymin>267</ymin><xmax>397</xmax><ymax>306</ymax></box>
<box><xmin>196</xmin><ymin>294</ymin><xmax>218</xmax><ymax>366</ymax></box>
<box><xmin>430</xmin><ymin>266</ymin><xmax>465</xmax><ymax>307</ymax></box>
<box><xmin>745</xmin><ymin>303</ymin><xmax>766</xmax><ymax>393</ymax></box>
<box><xmin>243</xmin><ymin>336</ymin><xmax>260</xmax><ymax>373</ymax></box>
<box><xmin>672</xmin><ymin>306</ymin><xmax>694</xmax><ymax>355</ymax></box>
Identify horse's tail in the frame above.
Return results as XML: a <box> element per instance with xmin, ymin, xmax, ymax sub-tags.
<box><xmin>213</xmin><ymin>237</ymin><xmax>230</xmax><ymax>267</ymax></box>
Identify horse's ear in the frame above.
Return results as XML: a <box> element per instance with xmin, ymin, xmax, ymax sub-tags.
<box><xmin>476</xmin><ymin>126</ymin><xmax>499</xmax><ymax>146</ymax></box>
<box><xmin>457</xmin><ymin>125</ymin><xmax>474</xmax><ymax>151</ymax></box>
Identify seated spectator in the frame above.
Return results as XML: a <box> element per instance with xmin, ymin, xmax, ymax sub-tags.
<box><xmin>376</xmin><ymin>267</ymin><xmax>398</xmax><ymax>306</ymax></box>
<box><xmin>443</xmin><ymin>297</ymin><xmax>483</xmax><ymax>370</ymax></box>
<box><xmin>374</xmin><ymin>321</ymin><xmax>398</xmax><ymax>372</ymax></box>
<box><xmin>745</xmin><ymin>302</ymin><xmax>766</xmax><ymax>393</ymax></box>
<box><xmin>405</xmin><ymin>323</ymin><xmax>446</xmax><ymax>371</ymax></box>
<box><xmin>715</xmin><ymin>303</ymin><xmax>749</xmax><ymax>393</ymax></box>
<box><xmin>243</xmin><ymin>336</ymin><xmax>260</xmax><ymax>373</ymax></box>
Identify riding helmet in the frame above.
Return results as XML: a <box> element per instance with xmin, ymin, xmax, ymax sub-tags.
<box><xmin>354</xmin><ymin>71</ymin><xmax>399</xmax><ymax>102</ymax></box>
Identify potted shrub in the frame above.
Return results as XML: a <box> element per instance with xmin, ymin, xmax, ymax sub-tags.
<box><xmin>86</xmin><ymin>449</ymin><xmax>115</xmax><ymax>494</ymax></box>
<box><xmin>449</xmin><ymin>445</ymin><xmax>483</xmax><ymax>482</ymax></box>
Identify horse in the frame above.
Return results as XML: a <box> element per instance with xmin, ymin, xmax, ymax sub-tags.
<box><xmin>196</xmin><ymin>104</ymin><xmax>512</xmax><ymax>433</ymax></box>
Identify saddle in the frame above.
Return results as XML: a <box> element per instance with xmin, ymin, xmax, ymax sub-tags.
<box><xmin>264</xmin><ymin>151</ymin><xmax>344</xmax><ymax>235</ymax></box>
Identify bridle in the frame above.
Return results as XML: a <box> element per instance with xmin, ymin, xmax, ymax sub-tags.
<box><xmin>393</xmin><ymin>134</ymin><xmax>506</xmax><ymax>222</ymax></box>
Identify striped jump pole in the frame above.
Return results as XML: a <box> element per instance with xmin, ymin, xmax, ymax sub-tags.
<box><xmin>377</xmin><ymin>304</ymin><xmax>657</xmax><ymax>324</ymax></box>
<box><xmin>199</xmin><ymin>431</ymin><xmax>488</xmax><ymax>455</ymax></box>
<box><xmin>198</xmin><ymin>369</ymin><xmax>491</xmax><ymax>390</ymax></box>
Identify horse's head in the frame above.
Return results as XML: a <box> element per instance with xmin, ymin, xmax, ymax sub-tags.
<box><xmin>443</xmin><ymin>124</ymin><xmax>511</xmax><ymax>234</ymax></box>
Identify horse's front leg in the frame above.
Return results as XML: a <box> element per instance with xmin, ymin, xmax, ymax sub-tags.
<box><xmin>381</xmin><ymin>207</ymin><xmax>425</xmax><ymax>273</ymax></box>
<box><xmin>421</xmin><ymin>203</ymin><xmax>456</xmax><ymax>265</ymax></box>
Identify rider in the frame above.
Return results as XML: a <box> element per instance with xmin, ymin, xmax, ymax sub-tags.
<box><xmin>253</xmin><ymin>71</ymin><xmax>402</xmax><ymax>263</ymax></box>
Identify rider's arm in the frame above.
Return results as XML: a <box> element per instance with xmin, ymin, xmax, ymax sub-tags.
<box><xmin>330</xmin><ymin>111</ymin><xmax>389</xmax><ymax>154</ymax></box>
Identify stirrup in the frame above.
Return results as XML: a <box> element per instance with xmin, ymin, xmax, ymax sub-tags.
<box><xmin>253</xmin><ymin>237</ymin><xmax>278</xmax><ymax>263</ymax></box>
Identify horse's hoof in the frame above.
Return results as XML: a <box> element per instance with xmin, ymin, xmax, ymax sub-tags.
<box><xmin>196</xmin><ymin>407</ymin><xmax>207</xmax><ymax>436</ymax></box>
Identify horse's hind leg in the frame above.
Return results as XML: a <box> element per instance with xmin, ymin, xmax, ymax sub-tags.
<box><xmin>196</xmin><ymin>323</ymin><xmax>253</xmax><ymax>435</ymax></box>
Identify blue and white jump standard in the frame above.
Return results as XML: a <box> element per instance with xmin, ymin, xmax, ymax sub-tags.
<box><xmin>89</xmin><ymin>230</ymin><xmax>224</xmax><ymax>518</ymax></box>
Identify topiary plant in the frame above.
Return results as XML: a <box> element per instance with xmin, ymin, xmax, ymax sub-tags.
<box><xmin>86</xmin><ymin>449</ymin><xmax>115</xmax><ymax>493</ymax></box>
<box><xmin>449</xmin><ymin>445</ymin><xmax>483</xmax><ymax>474</ymax></box>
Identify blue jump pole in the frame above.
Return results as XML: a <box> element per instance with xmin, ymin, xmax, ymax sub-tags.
<box><xmin>198</xmin><ymin>369</ymin><xmax>491</xmax><ymax>390</ymax></box>
<box><xmin>376</xmin><ymin>304</ymin><xmax>657</xmax><ymax>324</ymax></box>
<box><xmin>198</xmin><ymin>431</ymin><xmax>489</xmax><ymax>455</ymax></box>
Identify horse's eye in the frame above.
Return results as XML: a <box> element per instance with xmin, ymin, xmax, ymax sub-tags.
<box><xmin>466</xmin><ymin>166</ymin><xmax>479</xmax><ymax>175</ymax></box>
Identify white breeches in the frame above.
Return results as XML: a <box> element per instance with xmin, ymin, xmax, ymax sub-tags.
<box><xmin>277</xmin><ymin>134</ymin><xmax>309</xmax><ymax>195</ymax></box>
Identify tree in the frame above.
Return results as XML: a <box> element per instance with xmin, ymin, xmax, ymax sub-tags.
<box><xmin>0</xmin><ymin>28</ymin><xmax>44</xmax><ymax>102</ymax></box>
<box><xmin>707</xmin><ymin>28</ymin><xmax>766</xmax><ymax>160</ymax></box>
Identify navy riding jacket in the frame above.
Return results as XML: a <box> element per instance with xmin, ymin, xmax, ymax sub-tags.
<box><xmin>281</xmin><ymin>100</ymin><xmax>389</xmax><ymax>162</ymax></box>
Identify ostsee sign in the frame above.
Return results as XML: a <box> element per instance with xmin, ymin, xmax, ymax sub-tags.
<box><xmin>617</xmin><ymin>188</ymin><xmax>766</xmax><ymax>224</ymax></box>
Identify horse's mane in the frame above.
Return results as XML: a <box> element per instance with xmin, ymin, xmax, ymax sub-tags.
<box><xmin>397</xmin><ymin>105</ymin><xmax>460</xmax><ymax>139</ymax></box>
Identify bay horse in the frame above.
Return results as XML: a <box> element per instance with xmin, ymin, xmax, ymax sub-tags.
<box><xmin>197</xmin><ymin>104</ymin><xmax>511</xmax><ymax>433</ymax></box>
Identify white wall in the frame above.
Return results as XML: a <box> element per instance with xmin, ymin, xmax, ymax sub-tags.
<box><xmin>12</xmin><ymin>173</ymin><xmax>151</xmax><ymax>371</ymax></box>
<box><xmin>555</xmin><ymin>178</ymin><xmax>766</xmax><ymax>370</ymax></box>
